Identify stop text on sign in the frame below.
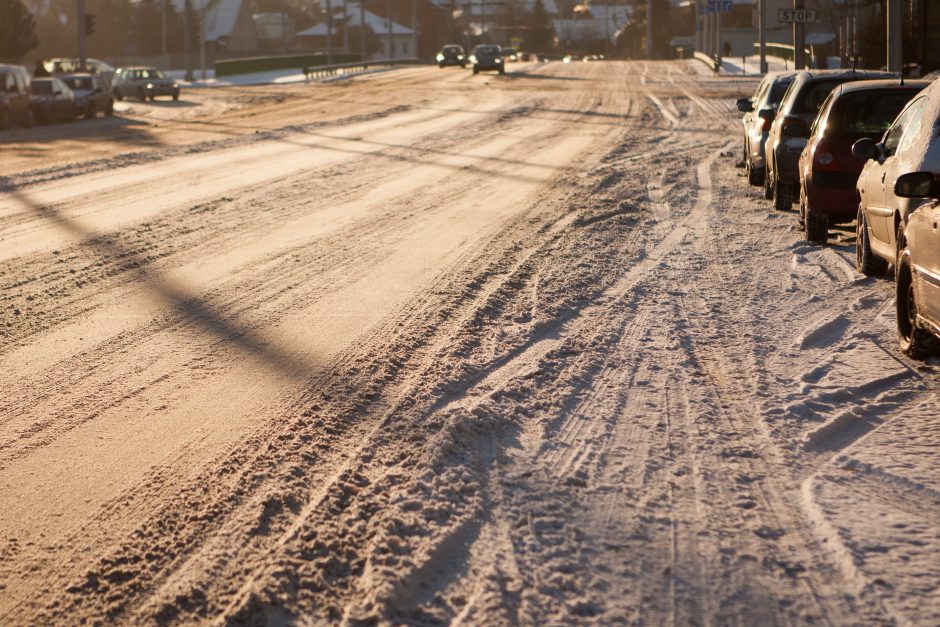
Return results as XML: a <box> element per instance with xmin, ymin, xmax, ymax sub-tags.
<box><xmin>778</xmin><ymin>8</ymin><xmax>816</xmax><ymax>23</ymax></box>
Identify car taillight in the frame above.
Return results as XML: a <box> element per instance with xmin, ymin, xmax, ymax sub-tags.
<box><xmin>761</xmin><ymin>116</ymin><xmax>773</xmax><ymax>132</ymax></box>
<box><xmin>813</xmin><ymin>139</ymin><xmax>840</xmax><ymax>172</ymax></box>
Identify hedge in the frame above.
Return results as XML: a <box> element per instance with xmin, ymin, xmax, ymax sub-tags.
<box><xmin>215</xmin><ymin>52</ymin><xmax>362</xmax><ymax>77</ymax></box>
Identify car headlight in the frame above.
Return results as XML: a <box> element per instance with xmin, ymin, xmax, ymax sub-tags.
<box><xmin>495</xmin><ymin>58</ymin><xmax>502</xmax><ymax>63</ymax></box>
<box><xmin>458</xmin><ymin>55</ymin><xmax>464</xmax><ymax>59</ymax></box>
<box><xmin>436</xmin><ymin>53</ymin><xmax>444</xmax><ymax>61</ymax></box>
<box><xmin>146</xmin><ymin>82</ymin><xmax>154</xmax><ymax>89</ymax></box>
<box><xmin>470</xmin><ymin>56</ymin><xmax>477</xmax><ymax>63</ymax></box>
<box><xmin>172</xmin><ymin>82</ymin><xmax>179</xmax><ymax>88</ymax></box>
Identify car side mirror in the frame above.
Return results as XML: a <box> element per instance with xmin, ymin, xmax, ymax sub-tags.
<box><xmin>736</xmin><ymin>97</ymin><xmax>754</xmax><ymax>113</ymax></box>
<box><xmin>852</xmin><ymin>138</ymin><xmax>879</xmax><ymax>160</ymax></box>
<box><xmin>895</xmin><ymin>172</ymin><xmax>940</xmax><ymax>199</ymax></box>
<box><xmin>758</xmin><ymin>109</ymin><xmax>775</xmax><ymax>122</ymax></box>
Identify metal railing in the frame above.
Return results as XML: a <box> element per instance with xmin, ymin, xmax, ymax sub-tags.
<box><xmin>302</xmin><ymin>58</ymin><xmax>425</xmax><ymax>80</ymax></box>
<box><xmin>693</xmin><ymin>51</ymin><xmax>720</xmax><ymax>73</ymax></box>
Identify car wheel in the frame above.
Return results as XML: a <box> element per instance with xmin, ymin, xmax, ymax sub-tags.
<box><xmin>172</xmin><ymin>93</ymin><xmax>179</xmax><ymax>101</ymax></box>
<box><xmin>115</xmin><ymin>90</ymin><xmax>123</xmax><ymax>101</ymax></box>
<box><xmin>85</xmin><ymin>102</ymin><xmax>96</xmax><ymax>119</ymax></box>
<box><xmin>804</xmin><ymin>204</ymin><xmax>828</xmax><ymax>244</ymax></box>
<box><xmin>499</xmin><ymin>67</ymin><xmax>505</xmax><ymax>75</ymax></box>
<box><xmin>137</xmin><ymin>88</ymin><xmax>146</xmax><ymax>101</ymax></box>
<box><xmin>747</xmin><ymin>163</ymin><xmax>763</xmax><ymax>186</ymax></box>
<box><xmin>105</xmin><ymin>99</ymin><xmax>114</xmax><ymax>116</ymax></box>
<box><xmin>472</xmin><ymin>68</ymin><xmax>478</xmax><ymax>75</ymax></box>
<box><xmin>0</xmin><ymin>107</ymin><xmax>9</xmax><ymax>131</ymax></box>
<box><xmin>856</xmin><ymin>209</ymin><xmax>888</xmax><ymax>276</ymax></box>
<box><xmin>773</xmin><ymin>179</ymin><xmax>792</xmax><ymax>212</ymax></box>
<box><xmin>763</xmin><ymin>166</ymin><xmax>774</xmax><ymax>200</ymax></box>
<box><xmin>897</xmin><ymin>252</ymin><xmax>936</xmax><ymax>358</ymax></box>
<box><xmin>24</xmin><ymin>108</ymin><xmax>34</xmax><ymax>128</ymax></box>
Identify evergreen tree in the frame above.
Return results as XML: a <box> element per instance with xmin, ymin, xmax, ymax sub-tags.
<box><xmin>0</xmin><ymin>0</ymin><xmax>38</xmax><ymax>61</ymax></box>
<box><xmin>526</xmin><ymin>0</ymin><xmax>553</xmax><ymax>51</ymax></box>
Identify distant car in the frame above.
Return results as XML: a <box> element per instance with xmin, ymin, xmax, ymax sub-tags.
<box><xmin>736</xmin><ymin>71</ymin><xmax>796</xmax><ymax>187</ymax></box>
<box><xmin>797</xmin><ymin>80</ymin><xmax>928</xmax><ymax>244</ymax></box>
<box><xmin>60</xmin><ymin>73</ymin><xmax>114</xmax><ymax>118</ymax></box>
<box><xmin>113</xmin><ymin>67</ymin><xmax>180</xmax><ymax>101</ymax></box>
<box><xmin>0</xmin><ymin>63</ymin><xmax>34</xmax><ymax>129</ymax></box>
<box><xmin>30</xmin><ymin>77</ymin><xmax>77</xmax><ymax>123</ymax></box>
<box><xmin>436</xmin><ymin>45</ymin><xmax>467</xmax><ymax>68</ymax></box>
<box><xmin>39</xmin><ymin>57</ymin><xmax>115</xmax><ymax>87</ymax></box>
<box><xmin>764</xmin><ymin>69</ymin><xmax>894</xmax><ymax>211</ymax></box>
<box><xmin>854</xmin><ymin>84</ymin><xmax>937</xmax><ymax>278</ymax></box>
<box><xmin>470</xmin><ymin>45</ymin><xmax>505</xmax><ymax>75</ymax></box>
<box><xmin>501</xmin><ymin>47</ymin><xmax>519</xmax><ymax>62</ymax></box>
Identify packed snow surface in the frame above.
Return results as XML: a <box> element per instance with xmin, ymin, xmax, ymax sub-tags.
<box><xmin>1</xmin><ymin>61</ymin><xmax>939</xmax><ymax>625</ymax></box>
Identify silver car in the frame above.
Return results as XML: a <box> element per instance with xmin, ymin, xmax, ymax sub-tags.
<box><xmin>736</xmin><ymin>71</ymin><xmax>796</xmax><ymax>188</ymax></box>
<box><xmin>113</xmin><ymin>67</ymin><xmax>180</xmax><ymax>102</ymax></box>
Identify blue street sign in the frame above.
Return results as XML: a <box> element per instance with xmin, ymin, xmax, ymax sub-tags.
<box><xmin>698</xmin><ymin>0</ymin><xmax>733</xmax><ymax>15</ymax></box>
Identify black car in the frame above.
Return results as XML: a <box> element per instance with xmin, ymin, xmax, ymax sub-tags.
<box><xmin>30</xmin><ymin>77</ymin><xmax>77</xmax><ymax>123</ymax></box>
<box><xmin>436</xmin><ymin>45</ymin><xmax>466</xmax><ymax>69</ymax></box>
<box><xmin>764</xmin><ymin>69</ymin><xmax>893</xmax><ymax>211</ymax></box>
<box><xmin>0</xmin><ymin>64</ymin><xmax>34</xmax><ymax>129</ymax></box>
<box><xmin>470</xmin><ymin>45</ymin><xmax>505</xmax><ymax>75</ymax></box>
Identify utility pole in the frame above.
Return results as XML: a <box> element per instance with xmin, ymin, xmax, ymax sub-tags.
<box><xmin>77</xmin><ymin>0</ymin><xmax>87</xmax><ymax>69</ymax></box>
<box><xmin>758</xmin><ymin>0</ymin><xmax>767</xmax><ymax>73</ymax></box>
<box><xmin>199</xmin><ymin>0</ymin><xmax>207</xmax><ymax>80</ymax></box>
<box><xmin>793</xmin><ymin>0</ymin><xmax>805</xmax><ymax>69</ymax></box>
<box><xmin>886</xmin><ymin>0</ymin><xmax>902</xmax><ymax>72</ymax></box>
<box><xmin>360</xmin><ymin>0</ymin><xmax>367</xmax><ymax>60</ymax></box>
<box><xmin>327</xmin><ymin>0</ymin><xmax>334</xmax><ymax>64</ymax></box>
<box><xmin>343</xmin><ymin>0</ymin><xmax>349</xmax><ymax>52</ymax></box>
<box><xmin>411</xmin><ymin>0</ymin><xmax>417</xmax><ymax>58</ymax></box>
<box><xmin>387</xmin><ymin>0</ymin><xmax>394</xmax><ymax>58</ymax></box>
<box><xmin>716</xmin><ymin>7</ymin><xmax>722</xmax><ymax>65</ymax></box>
<box><xmin>161</xmin><ymin>0</ymin><xmax>168</xmax><ymax>68</ymax></box>
<box><xmin>184</xmin><ymin>0</ymin><xmax>194</xmax><ymax>81</ymax></box>
<box><xmin>646</xmin><ymin>0</ymin><xmax>652</xmax><ymax>59</ymax></box>
<box><xmin>481</xmin><ymin>0</ymin><xmax>486</xmax><ymax>43</ymax></box>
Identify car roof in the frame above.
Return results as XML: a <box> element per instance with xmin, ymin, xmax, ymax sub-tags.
<box><xmin>834</xmin><ymin>79</ymin><xmax>932</xmax><ymax>94</ymax></box>
<box><xmin>119</xmin><ymin>66</ymin><xmax>159</xmax><ymax>71</ymax></box>
<box><xmin>793</xmin><ymin>69</ymin><xmax>896</xmax><ymax>82</ymax></box>
<box><xmin>59</xmin><ymin>73</ymin><xmax>97</xmax><ymax>78</ymax></box>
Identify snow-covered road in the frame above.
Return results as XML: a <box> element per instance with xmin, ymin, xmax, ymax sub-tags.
<box><xmin>1</xmin><ymin>61</ymin><xmax>938</xmax><ymax>625</ymax></box>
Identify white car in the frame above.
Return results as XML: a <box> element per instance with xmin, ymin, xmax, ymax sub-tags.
<box><xmin>853</xmin><ymin>81</ymin><xmax>938</xmax><ymax>277</ymax></box>
<box><xmin>112</xmin><ymin>67</ymin><xmax>180</xmax><ymax>102</ymax></box>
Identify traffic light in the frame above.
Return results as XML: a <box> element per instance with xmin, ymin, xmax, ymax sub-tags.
<box><xmin>84</xmin><ymin>14</ymin><xmax>96</xmax><ymax>37</ymax></box>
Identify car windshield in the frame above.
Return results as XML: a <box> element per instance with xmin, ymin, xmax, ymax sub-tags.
<box><xmin>32</xmin><ymin>81</ymin><xmax>53</xmax><ymax>95</ymax></box>
<box><xmin>476</xmin><ymin>46</ymin><xmax>500</xmax><ymax>55</ymax></box>
<box><xmin>834</xmin><ymin>89</ymin><xmax>923</xmax><ymax>135</ymax></box>
<box><xmin>64</xmin><ymin>77</ymin><xmax>93</xmax><ymax>91</ymax></box>
<box><xmin>138</xmin><ymin>69</ymin><xmax>165</xmax><ymax>79</ymax></box>
<box><xmin>443</xmin><ymin>46</ymin><xmax>461</xmax><ymax>53</ymax></box>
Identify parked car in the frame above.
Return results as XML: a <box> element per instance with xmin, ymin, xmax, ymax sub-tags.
<box><xmin>501</xmin><ymin>47</ymin><xmax>519</xmax><ymax>62</ymax></box>
<box><xmin>436</xmin><ymin>45</ymin><xmax>467</xmax><ymax>68</ymax></box>
<box><xmin>797</xmin><ymin>80</ymin><xmax>928</xmax><ymax>243</ymax></box>
<box><xmin>0</xmin><ymin>63</ymin><xmax>34</xmax><ymax>129</ymax></box>
<box><xmin>30</xmin><ymin>77</ymin><xmax>77</xmax><ymax>123</ymax></box>
<box><xmin>470</xmin><ymin>45</ymin><xmax>505</xmax><ymax>75</ymax></box>
<box><xmin>854</xmin><ymin>81</ymin><xmax>938</xmax><ymax>278</ymax></box>
<box><xmin>112</xmin><ymin>67</ymin><xmax>180</xmax><ymax>101</ymax></box>
<box><xmin>764</xmin><ymin>69</ymin><xmax>893</xmax><ymax>211</ymax></box>
<box><xmin>38</xmin><ymin>57</ymin><xmax>115</xmax><ymax>87</ymax></box>
<box><xmin>736</xmin><ymin>71</ymin><xmax>796</xmax><ymax>187</ymax></box>
<box><xmin>60</xmin><ymin>73</ymin><xmax>114</xmax><ymax>118</ymax></box>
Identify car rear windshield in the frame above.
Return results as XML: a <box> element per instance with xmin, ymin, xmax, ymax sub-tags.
<box><xmin>793</xmin><ymin>79</ymin><xmax>852</xmax><ymax>114</ymax></box>
<box><xmin>31</xmin><ymin>81</ymin><xmax>53</xmax><ymax>95</ymax></box>
<box><xmin>64</xmin><ymin>77</ymin><xmax>93</xmax><ymax>90</ymax></box>
<box><xmin>833</xmin><ymin>88</ymin><xmax>924</xmax><ymax>135</ymax></box>
<box><xmin>768</xmin><ymin>78</ymin><xmax>794</xmax><ymax>106</ymax></box>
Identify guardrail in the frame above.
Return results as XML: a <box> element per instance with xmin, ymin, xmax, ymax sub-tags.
<box><xmin>302</xmin><ymin>58</ymin><xmax>425</xmax><ymax>80</ymax></box>
<box><xmin>693</xmin><ymin>51</ymin><xmax>720</xmax><ymax>73</ymax></box>
<box><xmin>752</xmin><ymin>43</ymin><xmax>817</xmax><ymax>68</ymax></box>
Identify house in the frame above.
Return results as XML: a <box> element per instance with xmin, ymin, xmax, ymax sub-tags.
<box><xmin>170</xmin><ymin>0</ymin><xmax>260</xmax><ymax>52</ymax></box>
<box><xmin>553</xmin><ymin>3</ymin><xmax>631</xmax><ymax>48</ymax></box>
<box><xmin>296</xmin><ymin>4</ymin><xmax>416</xmax><ymax>59</ymax></box>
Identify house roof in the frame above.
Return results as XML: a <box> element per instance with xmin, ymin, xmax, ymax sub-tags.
<box><xmin>296</xmin><ymin>6</ymin><xmax>414</xmax><ymax>36</ymax></box>
<box><xmin>169</xmin><ymin>0</ymin><xmax>247</xmax><ymax>43</ymax></box>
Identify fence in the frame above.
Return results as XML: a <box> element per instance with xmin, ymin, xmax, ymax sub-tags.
<box><xmin>300</xmin><ymin>58</ymin><xmax>424</xmax><ymax>80</ymax></box>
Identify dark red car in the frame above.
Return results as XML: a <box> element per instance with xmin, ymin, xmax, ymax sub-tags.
<box><xmin>798</xmin><ymin>80</ymin><xmax>929</xmax><ymax>243</ymax></box>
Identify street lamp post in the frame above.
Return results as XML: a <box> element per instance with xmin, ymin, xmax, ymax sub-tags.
<box><xmin>886</xmin><ymin>0</ymin><xmax>902</xmax><ymax>72</ymax></box>
<box><xmin>759</xmin><ymin>0</ymin><xmax>767</xmax><ymax>73</ymax></box>
<box><xmin>387</xmin><ymin>0</ymin><xmax>394</xmax><ymax>58</ymax></box>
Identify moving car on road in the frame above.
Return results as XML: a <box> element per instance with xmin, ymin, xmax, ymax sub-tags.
<box><xmin>30</xmin><ymin>77</ymin><xmax>77</xmax><ymax>123</ymax></box>
<box><xmin>854</xmin><ymin>82</ymin><xmax>938</xmax><ymax>279</ymax></box>
<box><xmin>60</xmin><ymin>73</ymin><xmax>115</xmax><ymax>119</ymax></box>
<box><xmin>113</xmin><ymin>67</ymin><xmax>180</xmax><ymax>101</ymax></box>
<box><xmin>736</xmin><ymin>71</ymin><xmax>796</xmax><ymax>187</ymax></box>
<box><xmin>764</xmin><ymin>70</ymin><xmax>893</xmax><ymax>211</ymax></box>
<box><xmin>501</xmin><ymin>47</ymin><xmax>519</xmax><ymax>62</ymax></box>
<box><xmin>797</xmin><ymin>80</ymin><xmax>927</xmax><ymax>244</ymax></box>
<box><xmin>470</xmin><ymin>45</ymin><xmax>505</xmax><ymax>75</ymax></box>
<box><xmin>0</xmin><ymin>64</ymin><xmax>34</xmax><ymax>129</ymax></box>
<box><xmin>436</xmin><ymin>45</ymin><xmax>467</xmax><ymax>68</ymax></box>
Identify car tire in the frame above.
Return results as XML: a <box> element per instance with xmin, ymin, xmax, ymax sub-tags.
<box><xmin>804</xmin><ymin>204</ymin><xmax>828</xmax><ymax>243</ymax></box>
<box><xmin>24</xmin><ymin>108</ymin><xmax>34</xmax><ymax>128</ymax></box>
<box><xmin>897</xmin><ymin>252</ymin><xmax>936</xmax><ymax>359</ymax></box>
<box><xmin>115</xmin><ymin>90</ymin><xmax>123</xmax><ymax>102</ymax></box>
<box><xmin>499</xmin><ymin>67</ymin><xmax>505</xmax><ymax>75</ymax></box>
<box><xmin>773</xmin><ymin>179</ymin><xmax>792</xmax><ymax>212</ymax></box>
<box><xmin>0</xmin><ymin>107</ymin><xmax>9</xmax><ymax>131</ymax></box>
<box><xmin>473</xmin><ymin>68</ymin><xmax>478</xmax><ymax>75</ymax></box>
<box><xmin>85</xmin><ymin>102</ymin><xmax>96</xmax><ymax>119</ymax></box>
<box><xmin>763</xmin><ymin>165</ymin><xmax>774</xmax><ymax>200</ymax></box>
<box><xmin>172</xmin><ymin>94</ymin><xmax>179</xmax><ymax>101</ymax></box>
<box><xmin>856</xmin><ymin>210</ymin><xmax>888</xmax><ymax>276</ymax></box>
<box><xmin>105</xmin><ymin>99</ymin><xmax>114</xmax><ymax>116</ymax></box>
<box><xmin>747</xmin><ymin>163</ymin><xmax>764</xmax><ymax>186</ymax></box>
<box><xmin>137</xmin><ymin>88</ymin><xmax>146</xmax><ymax>101</ymax></box>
